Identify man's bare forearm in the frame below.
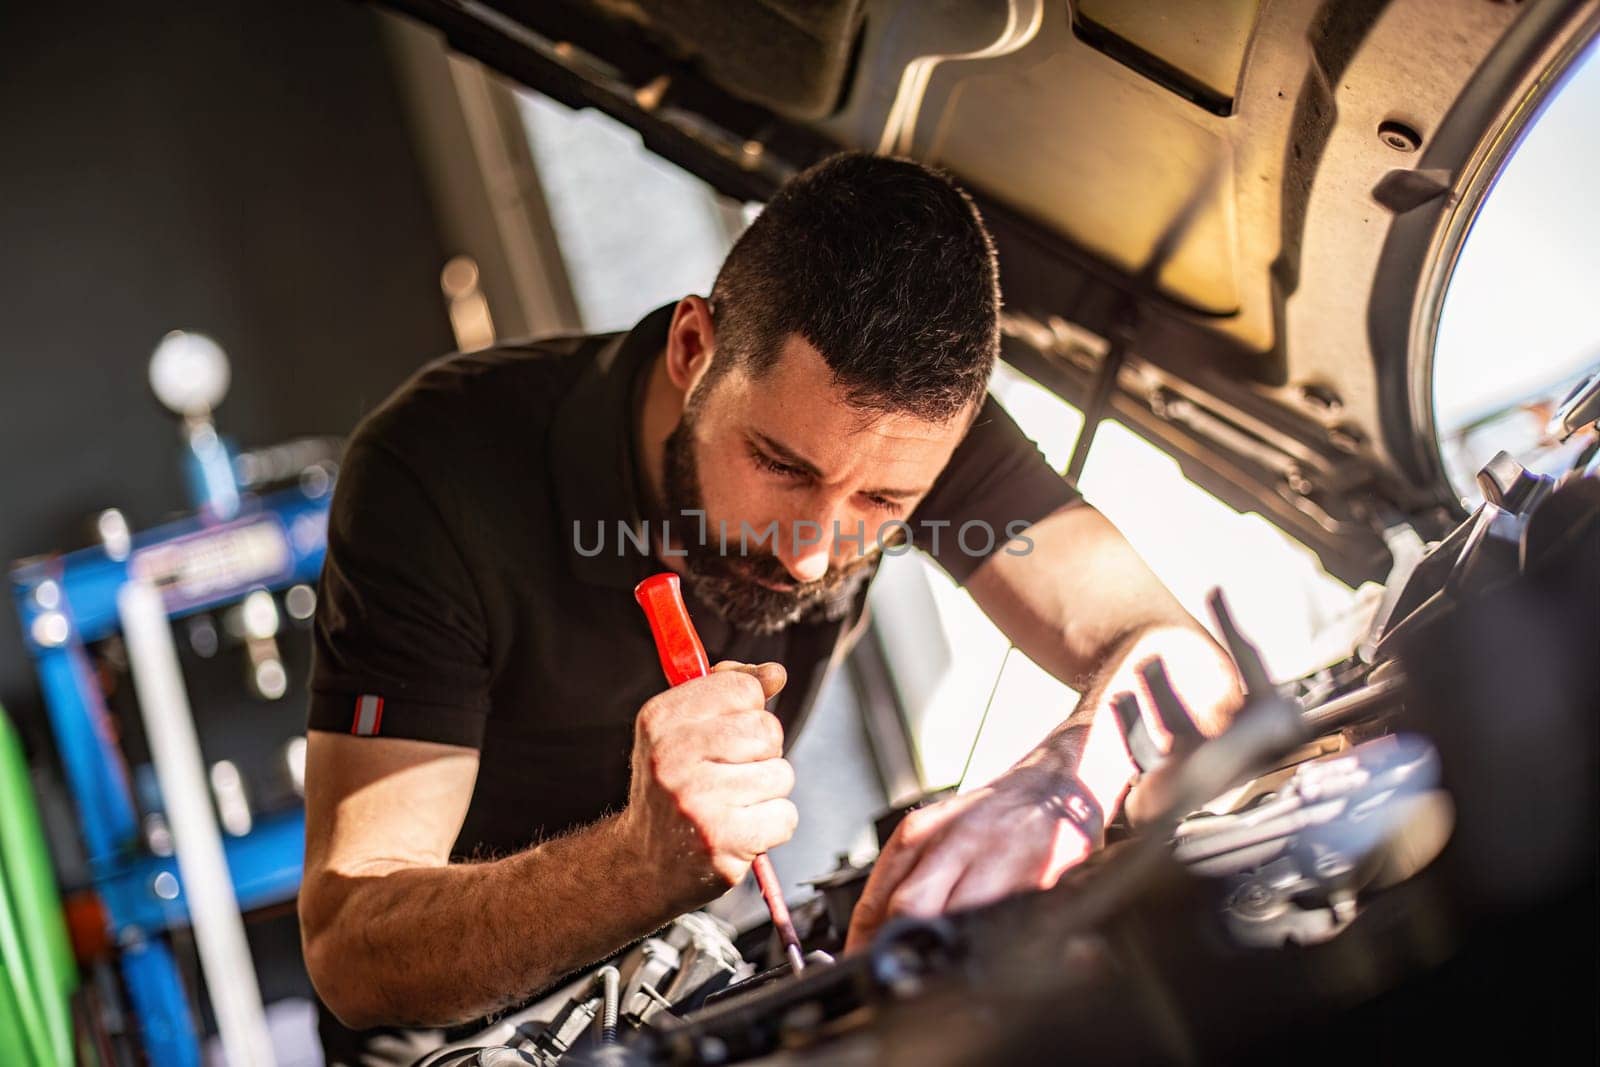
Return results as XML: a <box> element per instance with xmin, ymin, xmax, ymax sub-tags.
<box><xmin>304</xmin><ymin>813</ymin><xmax>674</xmax><ymax>1029</ymax></box>
<box><xmin>301</xmin><ymin>665</ymin><xmax>793</xmax><ymax>1031</ymax></box>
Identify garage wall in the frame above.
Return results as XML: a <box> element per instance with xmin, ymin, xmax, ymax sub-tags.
<box><xmin>0</xmin><ymin>1</ymin><xmax>456</xmax><ymax>750</ymax></box>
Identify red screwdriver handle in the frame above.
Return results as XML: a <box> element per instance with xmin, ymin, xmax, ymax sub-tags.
<box><xmin>634</xmin><ymin>573</ymin><xmax>710</xmax><ymax>685</ymax></box>
<box><xmin>633</xmin><ymin>571</ymin><xmax>807</xmax><ymax>973</ymax></box>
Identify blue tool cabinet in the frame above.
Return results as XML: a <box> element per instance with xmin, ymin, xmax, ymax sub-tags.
<box><xmin>10</xmin><ymin>480</ymin><xmax>331</xmax><ymax>1066</ymax></box>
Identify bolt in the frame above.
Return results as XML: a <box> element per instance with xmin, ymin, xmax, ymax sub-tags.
<box><xmin>1229</xmin><ymin>881</ymin><xmax>1282</xmax><ymax>920</ymax></box>
<box><xmin>1298</xmin><ymin>383</ymin><xmax>1343</xmax><ymax>416</ymax></box>
<box><xmin>1379</xmin><ymin>120</ymin><xmax>1421</xmax><ymax>153</ymax></box>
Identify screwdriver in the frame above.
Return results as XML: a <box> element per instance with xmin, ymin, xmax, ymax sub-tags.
<box><xmin>634</xmin><ymin>572</ymin><xmax>806</xmax><ymax>975</ymax></box>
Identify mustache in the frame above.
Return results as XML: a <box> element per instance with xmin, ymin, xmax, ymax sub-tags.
<box><xmin>687</xmin><ymin>545</ymin><xmax>874</xmax><ymax>635</ymax></box>
<box><xmin>662</xmin><ymin>411</ymin><xmax>873</xmax><ymax>632</ymax></box>
<box><xmin>721</xmin><ymin>544</ymin><xmax>877</xmax><ymax>591</ymax></box>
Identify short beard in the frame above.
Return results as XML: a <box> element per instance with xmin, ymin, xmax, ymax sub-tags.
<box><xmin>660</xmin><ymin>404</ymin><xmax>873</xmax><ymax>635</ymax></box>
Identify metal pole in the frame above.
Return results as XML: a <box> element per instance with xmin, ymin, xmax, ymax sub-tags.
<box><xmin>1064</xmin><ymin>315</ymin><xmax>1135</xmax><ymax>484</ymax></box>
<box><xmin>117</xmin><ymin>579</ymin><xmax>276</xmax><ymax>1067</ymax></box>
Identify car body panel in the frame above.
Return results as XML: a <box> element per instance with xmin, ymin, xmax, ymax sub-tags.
<box><xmin>372</xmin><ymin>0</ymin><xmax>1600</xmax><ymax>582</ymax></box>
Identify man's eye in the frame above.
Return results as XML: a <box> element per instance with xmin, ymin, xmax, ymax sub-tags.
<box><xmin>862</xmin><ymin>494</ymin><xmax>900</xmax><ymax>514</ymax></box>
<box><xmin>752</xmin><ymin>449</ymin><xmax>805</xmax><ymax>479</ymax></box>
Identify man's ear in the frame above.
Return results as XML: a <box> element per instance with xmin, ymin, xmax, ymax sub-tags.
<box><xmin>665</xmin><ymin>295</ymin><xmax>717</xmax><ymax>394</ymax></box>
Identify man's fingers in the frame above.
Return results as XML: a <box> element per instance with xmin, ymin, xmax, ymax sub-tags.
<box><xmin>844</xmin><ymin>807</ymin><xmax>953</xmax><ymax>951</ymax></box>
<box><xmin>723</xmin><ymin>798</ymin><xmax>799</xmax><ymax>857</ymax></box>
<box><xmin>711</xmin><ymin>660</ymin><xmax>787</xmax><ymax>702</ymax></box>
<box><xmin>1122</xmin><ymin>760</ymin><xmax>1182</xmax><ymax>826</ymax></box>
<box><xmin>692</xmin><ymin>757</ymin><xmax>794</xmax><ymax>806</ymax></box>
<box><xmin>881</xmin><ymin>846</ymin><xmax>969</xmax><ymax>922</ymax></box>
<box><xmin>735</xmin><ymin>757</ymin><xmax>796</xmax><ymax>803</ymax></box>
<box><xmin>933</xmin><ymin>812</ymin><xmax>1094</xmax><ymax>913</ymax></box>
<box><xmin>847</xmin><ymin>843</ymin><xmax>969</xmax><ymax>953</ymax></box>
<box><xmin>845</xmin><ymin>855</ymin><xmax>913</xmax><ymax>953</ymax></box>
<box><xmin>665</xmin><ymin>708</ymin><xmax>784</xmax><ymax>765</ymax></box>
<box><xmin>843</xmin><ymin>780</ymin><xmax>1111</xmax><ymax>951</ymax></box>
<box><xmin>943</xmin><ymin>852</ymin><xmax>1042</xmax><ymax>914</ymax></box>
<box><xmin>644</xmin><ymin>670</ymin><xmax>768</xmax><ymax>731</ymax></box>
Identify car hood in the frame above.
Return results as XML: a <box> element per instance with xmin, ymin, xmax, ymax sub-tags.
<box><xmin>372</xmin><ymin>0</ymin><xmax>1598</xmax><ymax>582</ymax></box>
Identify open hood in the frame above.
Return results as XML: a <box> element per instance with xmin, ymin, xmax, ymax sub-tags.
<box><xmin>373</xmin><ymin>0</ymin><xmax>1599</xmax><ymax>583</ymax></box>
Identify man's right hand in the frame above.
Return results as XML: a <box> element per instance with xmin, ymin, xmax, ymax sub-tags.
<box><xmin>620</xmin><ymin>661</ymin><xmax>796</xmax><ymax>912</ymax></box>
<box><xmin>301</xmin><ymin>664</ymin><xmax>792</xmax><ymax>1031</ymax></box>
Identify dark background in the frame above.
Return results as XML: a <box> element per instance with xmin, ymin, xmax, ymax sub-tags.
<box><xmin>0</xmin><ymin>0</ymin><xmax>455</xmax><ymax>754</ymax></box>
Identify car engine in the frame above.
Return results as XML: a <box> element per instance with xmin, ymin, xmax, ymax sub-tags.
<box><xmin>417</xmin><ymin>438</ymin><xmax>1599</xmax><ymax>1066</ymax></box>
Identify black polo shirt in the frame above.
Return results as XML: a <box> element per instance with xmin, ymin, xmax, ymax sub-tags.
<box><xmin>306</xmin><ymin>304</ymin><xmax>1079</xmax><ymax>1060</ymax></box>
<box><xmin>309</xmin><ymin>302</ymin><xmax>1078</xmax><ymax>852</ymax></box>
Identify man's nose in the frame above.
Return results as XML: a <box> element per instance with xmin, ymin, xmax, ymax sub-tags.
<box><xmin>776</xmin><ymin>500</ymin><xmax>846</xmax><ymax>584</ymax></box>
<box><xmin>775</xmin><ymin>496</ymin><xmax>878</xmax><ymax>584</ymax></box>
<box><xmin>778</xmin><ymin>521</ymin><xmax>831</xmax><ymax>583</ymax></box>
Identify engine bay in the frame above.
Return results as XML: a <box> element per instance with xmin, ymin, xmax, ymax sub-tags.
<box><xmin>418</xmin><ymin>439</ymin><xmax>1600</xmax><ymax>1066</ymax></box>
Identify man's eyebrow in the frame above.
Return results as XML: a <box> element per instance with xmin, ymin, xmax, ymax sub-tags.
<box><xmin>750</xmin><ymin>431</ymin><xmax>927</xmax><ymax>500</ymax></box>
<box><xmin>861</xmin><ymin>484</ymin><xmax>926</xmax><ymax>501</ymax></box>
<box><xmin>750</xmin><ymin>431</ymin><xmax>824</xmax><ymax>478</ymax></box>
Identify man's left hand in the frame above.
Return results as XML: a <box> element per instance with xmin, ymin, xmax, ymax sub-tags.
<box><xmin>844</xmin><ymin>766</ymin><xmax>1103</xmax><ymax>951</ymax></box>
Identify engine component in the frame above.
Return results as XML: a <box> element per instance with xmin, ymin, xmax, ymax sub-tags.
<box><xmin>420</xmin><ymin>460</ymin><xmax>1595</xmax><ymax>1066</ymax></box>
<box><xmin>415</xmin><ymin>913</ymin><xmax>751</xmax><ymax>1067</ymax></box>
<box><xmin>1174</xmin><ymin>733</ymin><xmax>1451</xmax><ymax>947</ymax></box>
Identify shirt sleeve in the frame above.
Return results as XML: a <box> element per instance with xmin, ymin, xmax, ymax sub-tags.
<box><xmin>908</xmin><ymin>393</ymin><xmax>1082</xmax><ymax>585</ymax></box>
<box><xmin>307</xmin><ymin>438</ymin><xmax>492</xmax><ymax>748</ymax></box>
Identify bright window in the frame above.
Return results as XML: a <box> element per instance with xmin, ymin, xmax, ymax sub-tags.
<box><xmin>875</xmin><ymin>363</ymin><xmax>1364</xmax><ymax>793</ymax></box>
<box><xmin>517</xmin><ymin>92</ymin><xmax>743</xmax><ymax>331</ymax></box>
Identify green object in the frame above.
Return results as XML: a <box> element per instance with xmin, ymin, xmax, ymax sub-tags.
<box><xmin>0</xmin><ymin>705</ymin><xmax>77</xmax><ymax>1066</ymax></box>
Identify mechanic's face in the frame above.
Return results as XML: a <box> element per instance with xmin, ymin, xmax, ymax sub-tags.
<box><xmin>662</xmin><ymin>309</ymin><xmax>971</xmax><ymax>634</ymax></box>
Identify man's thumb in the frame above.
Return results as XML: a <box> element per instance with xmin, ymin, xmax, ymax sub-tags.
<box><xmin>710</xmin><ymin>660</ymin><xmax>787</xmax><ymax>701</ymax></box>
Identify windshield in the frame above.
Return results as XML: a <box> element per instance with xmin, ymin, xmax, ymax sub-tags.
<box><xmin>1431</xmin><ymin>32</ymin><xmax>1600</xmax><ymax>505</ymax></box>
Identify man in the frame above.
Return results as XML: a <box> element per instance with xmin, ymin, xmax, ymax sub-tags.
<box><xmin>299</xmin><ymin>153</ymin><xmax>1242</xmax><ymax>1062</ymax></box>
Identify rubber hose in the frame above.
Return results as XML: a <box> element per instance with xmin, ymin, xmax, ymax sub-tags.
<box><xmin>0</xmin><ymin>863</ymin><xmax>55</xmax><ymax>1065</ymax></box>
<box><xmin>0</xmin><ymin>706</ymin><xmax>75</xmax><ymax>1066</ymax></box>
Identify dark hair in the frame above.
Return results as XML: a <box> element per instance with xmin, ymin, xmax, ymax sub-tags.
<box><xmin>707</xmin><ymin>152</ymin><xmax>999</xmax><ymax>422</ymax></box>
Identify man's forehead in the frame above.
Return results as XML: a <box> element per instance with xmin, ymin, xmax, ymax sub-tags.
<box><xmin>722</xmin><ymin>332</ymin><xmax>971</xmax><ymax>447</ymax></box>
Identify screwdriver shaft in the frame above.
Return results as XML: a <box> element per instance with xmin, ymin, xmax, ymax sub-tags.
<box><xmin>754</xmin><ymin>854</ymin><xmax>805</xmax><ymax>975</ymax></box>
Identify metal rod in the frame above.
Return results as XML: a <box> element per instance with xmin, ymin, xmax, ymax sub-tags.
<box><xmin>1300</xmin><ymin>673</ymin><xmax>1407</xmax><ymax>733</ymax></box>
<box><xmin>118</xmin><ymin>580</ymin><xmax>275</xmax><ymax>1067</ymax></box>
<box><xmin>1065</xmin><ymin>326</ymin><xmax>1133</xmax><ymax>483</ymax></box>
